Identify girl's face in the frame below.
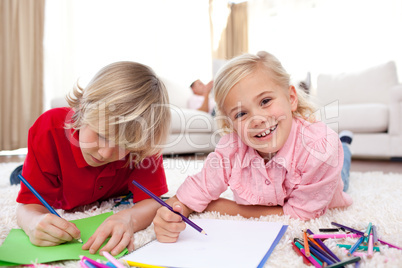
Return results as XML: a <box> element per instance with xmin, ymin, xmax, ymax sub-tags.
<box><xmin>79</xmin><ymin>125</ymin><xmax>130</xmax><ymax>167</ymax></box>
<box><xmin>223</xmin><ymin>68</ymin><xmax>298</xmax><ymax>159</ymax></box>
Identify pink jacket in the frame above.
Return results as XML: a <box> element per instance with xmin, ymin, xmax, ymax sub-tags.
<box><xmin>176</xmin><ymin>117</ymin><xmax>352</xmax><ymax>220</ymax></box>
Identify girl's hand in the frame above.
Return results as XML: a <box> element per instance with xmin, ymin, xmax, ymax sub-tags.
<box><xmin>153</xmin><ymin>202</ymin><xmax>187</xmax><ymax>243</ymax></box>
<box><xmin>17</xmin><ymin>204</ymin><xmax>81</xmax><ymax>246</ymax></box>
<box><xmin>82</xmin><ymin>209</ymin><xmax>135</xmax><ymax>256</ymax></box>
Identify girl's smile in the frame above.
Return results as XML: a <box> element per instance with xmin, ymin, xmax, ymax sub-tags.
<box><xmin>223</xmin><ymin>67</ymin><xmax>298</xmax><ymax>159</ymax></box>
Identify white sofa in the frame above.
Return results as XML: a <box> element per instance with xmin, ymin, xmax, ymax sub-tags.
<box><xmin>160</xmin><ymin>77</ymin><xmax>219</xmax><ymax>155</ymax></box>
<box><xmin>312</xmin><ymin>61</ymin><xmax>402</xmax><ymax>159</ymax></box>
<box><xmin>51</xmin><ymin>77</ymin><xmax>219</xmax><ymax>156</ymax></box>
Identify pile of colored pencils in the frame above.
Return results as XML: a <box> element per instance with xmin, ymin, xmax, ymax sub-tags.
<box><xmin>291</xmin><ymin>222</ymin><xmax>401</xmax><ymax>267</ymax></box>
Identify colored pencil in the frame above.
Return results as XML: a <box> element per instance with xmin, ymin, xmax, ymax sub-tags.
<box><xmin>364</xmin><ymin>222</ymin><xmax>372</xmax><ymax>237</ymax></box>
<box><xmin>309</xmin><ymin>245</ymin><xmax>335</xmax><ymax>265</ymax></box>
<box><xmin>319</xmin><ymin>228</ymin><xmax>341</xmax><ymax>232</ymax></box>
<box><xmin>123</xmin><ymin>260</ymin><xmax>167</xmax><ymax>268</ymax></box>
<box><xmin>325</xmin><ymin>256</ymin><xmax>361</xmax><ymax>268</ymax></box>
<box><xmin>372</xmin><ymin>225</ymin><xmax>379</xmax><ymax>246</ymax></box>
<box><xmin>291</xmin><ymin>241</ymin><xmax>311</xmax><ymax>266</ymax></box>
<box><xmin>18</xmin><ymin>174</ymin><xmax>82</xmax><ymax>243</ymax></box>
<box><xmin>363</xmin><ymin>222</ymin><xmax>372</xmax><ymax>245</ymax></box>
<box><xmin>82</xmin><ymin>260</ymin><xmax>98</xmax><ymax>268</ymax></box>
<box><xmin>307</xmin><ymin>236</ymin><xmax>325</xmax><ymax>251</ymax></box>
<box><xmin>132</xmin><ymin>179</ymin><xmax>207</xmax><ymax>235</ymax></box>
<box><xmin>295</xmin><ymin>238</ymin><xmax>324</xmax><ymax>263</ymax></box>
<box><xmin>80</xmin><ymin>260</ymin><xmax>90</xmax><ymax>268</ymax></box>
<box><xmin>308</xmin><ymin>233</ymin><xmax>361</xmax><ymax>239</ymax></box>
<box><xmin>307</xmin><ymin>229</ymin><xmax>341</xmax><ymax>262</ymax></box>
<box><xmin>347</xmin><ymin>236</ymin><xmax>364</xmax><ymax>256</ymax></box>
<box><xmin>368</xmin><ymin>233</ymin><xmax>374</xmax><ymax>258</ymax></box>
<box><xmin>18</xmin><ymin>174</ymin><xmax>61</xmax><ymax>217</ymax></box>
<box><xmin>294</xmin><ymin>238</ymin><xmax>336</xmax><ymax>264</ymax></box>
<box><xmin>336</xmin><ymin>244</ymin><xmax>380</xmax><ymax>252</ymax></box>
<box><xmin>306</xmin><ymin>239</ymin><xmax>337</xmax><ymax>264</ymax></box>
<box><xmin>331</xmin><ymin>222</ymin><xmax>364</xmax><ymax>236</ymax></box>
<box><xmin>378</xmin><ymin>238</ymin><xmax>402</xmax><ymax>250</ymax></box>
<box><xmin>102</xmin><ymin>251</ymin><xmax>125</xmax><ymax>268</ymax></box>
<box><xmin>81</xmin><ymin>257</ymin><xmax>111</xmax><ymax>268</ymax></box>
<box><xmin>353</xmin><ymin>251</ymin><xmax>368</xmax><ymax>257</ymax></box>
<box><xmin>114</xmin><ymin>192</ymin><xmax>133</xmax><ymax>207</ymax></box>
<box><xmin>303</xmin><ymin>230</ymin><xmax>311</xmax><ymax>257</ymax></box>
<box><xmin>300</xmin><ymin>248</ymin><xmax>322</xmax><ymax>268</ymax></box>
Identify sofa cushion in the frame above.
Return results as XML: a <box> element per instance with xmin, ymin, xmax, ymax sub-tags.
<box><xmin>324</xmin><ymin>103</ymin><xmax>388</xmax><ymax>133</ymax></box>
<box><xmin>316</xmin><ymin>61</ymin><xmax>398</xmax><ymax>105</ymax></box>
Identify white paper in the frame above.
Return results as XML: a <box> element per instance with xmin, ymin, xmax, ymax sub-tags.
<box><xmin>122</xmin><ymin>219</ymin><xmax>285</xmax><ymax>268</ymax></box>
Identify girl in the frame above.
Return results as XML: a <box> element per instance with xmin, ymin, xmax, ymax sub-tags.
<box><xmin>15</xmin><ymin>61</ymin><xmax>171</xmax><ymax>255</ymax></box>
<box><xmin>153</xmin><ymin>51</ymin><xmax>353</xmax><ymax>243</ymax></box>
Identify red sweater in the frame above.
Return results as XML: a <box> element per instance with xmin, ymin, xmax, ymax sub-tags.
<box><xmin>17</xmin><ymin>107</ymin><xmax>168</xmax><ymax>210</ymax></box>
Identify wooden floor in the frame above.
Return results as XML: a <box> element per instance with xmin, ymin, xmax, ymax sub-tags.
<box><xmin>1</xmin><ymin>154</ymin><xmax>401</xmax><ymax>174</ymax></box>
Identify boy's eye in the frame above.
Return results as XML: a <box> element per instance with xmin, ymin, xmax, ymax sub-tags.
<box><xmin>234</xmin><ymin>112</ymin><xmax>246</xmax><ymax>119</ymax></box>
<box><xmin>261</xmin><ymin>98</ymin><xmax>271</xmax><ymax>106</ymax></box>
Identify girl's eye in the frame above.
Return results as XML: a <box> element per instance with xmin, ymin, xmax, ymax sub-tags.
<box><xmin>261</xmin><ymin>98</ymin><xmax>271</xmax><ymax>106</ymax></box>
<box><xmin>234</xmin><ymin>112</ymin><xmax>246</xmax><ymax>119</ymax></box>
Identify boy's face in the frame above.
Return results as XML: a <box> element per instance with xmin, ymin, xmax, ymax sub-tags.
<box><xmin>79</xmin><ymin>125</ymin><xmax>130</xmax><ymax>167</ymax></box>
<box><xmin>223</xmin><ymin>68</ymin><xmax>298</xmax><ymax>159</ymax></box>
<box><xmin>191</xmin><ymin>80</ymin><xmax>206</xmax><ymax>96</ymax></box>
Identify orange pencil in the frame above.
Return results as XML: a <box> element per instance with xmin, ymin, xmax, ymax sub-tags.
<box><xmin>303</xmin><ymin>230</ymin><xmax>311</xmax><ymax>257</ymax></box>
<box><xmin>308</xmin><ymin>236</ymin><xmax>325</xmax><ymax>251</ymax></box>
<box><xmin>291</xmin><ymin>241</ymin><xmax>312</xmax><ymax>266</ymax></box>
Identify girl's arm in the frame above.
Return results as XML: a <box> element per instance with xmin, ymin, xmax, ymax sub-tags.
<box><xmin>153</xmin><ymin>195</ymin><xmax>194</xmax><ymax>243</ymax></box>
<box><xmin>17</xmin><ymin>203</ymin><xmax>81</xmax><ymax>246</ymax></box>
<box><xmin>82</xmin><ymin>198</ymin><xmax>161</xmax><ymax>256</ymax></box>
<box><xmin>205</xmin><ymin>198</ymin><xmax>284</xmax><ymax>218</ymax></box>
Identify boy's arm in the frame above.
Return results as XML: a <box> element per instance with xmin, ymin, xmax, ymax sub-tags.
<box><xmin>83</xmin><ymin>198</ymin><xmax>162</xmax><ymax>256</ymax></box>
<box><xmin>16</xmin><ymin>203</ymin><xmax>81</xmax><ymax>246</ymax></box>
<box><xmin>205</xmin><ymin>198</ymin><xmax>284</xmax><ymax>218</ymax></box>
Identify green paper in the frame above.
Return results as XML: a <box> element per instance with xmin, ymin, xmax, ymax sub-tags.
<box><xmin>0</xmin><ymin>212</ymin><xmax>127</xmax><ymax>266</ymax></box>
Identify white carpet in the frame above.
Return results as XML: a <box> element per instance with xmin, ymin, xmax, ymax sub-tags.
<box><xmin>1</xmin><ymin>160</ymin><xmax>401</xmax><ymax>268</ymax></box>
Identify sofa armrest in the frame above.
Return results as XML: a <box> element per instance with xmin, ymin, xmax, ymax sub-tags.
<box><xmin>389</xmin><ymin>84</ymin><xmax>402</xmax><ymax>135</ymax></box>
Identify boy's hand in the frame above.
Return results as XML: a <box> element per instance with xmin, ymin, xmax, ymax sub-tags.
<box><xmin>17</xmin><ymin>204</ymin><xmax>81</xmax><ymax>246</ymax></box>
<box><xmin>82</xmin><ymin>210</ymin><xmax>135</xmax><ymax>256</ymax></box>
<box><xmin>153</xmin><ymin>202</ymin><xmax>187</xmax><ymax>243</ymax></box>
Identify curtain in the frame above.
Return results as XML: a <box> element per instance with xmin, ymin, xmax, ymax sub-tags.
<box><xmin>0</xmin><ymin>0</ymin><xmax>45</xmax><ymax>150</ymax></box>
<box><xmin>210</xmin><ymin>1</ymin><xmax>248</xmax><ymax>60</ymax></box>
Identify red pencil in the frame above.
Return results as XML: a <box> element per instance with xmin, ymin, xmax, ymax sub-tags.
<box><xmin>291</xmin><ymin>241</ymin><xmax>312</xmax><ymax>266</ymax></box>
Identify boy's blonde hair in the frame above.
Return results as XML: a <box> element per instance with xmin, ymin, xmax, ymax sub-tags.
<box><xmin>66</xmin><ymin>61</ymin><xmax>171</xmax><ymax>164</ymax></box>
<box><xmin>214</xmin><ymin>51</ymin><xmax>316</xmax><ymax>135</ymax></box>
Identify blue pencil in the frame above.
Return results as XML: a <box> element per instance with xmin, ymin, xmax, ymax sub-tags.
<box><xmin>18</xmin><ymin>174</ymin><xmax>82</xmax><ymax>242</ymax></box>
<box><xmin>18</xmin><ymin>174</ymin><xmax>61</xmax><ymax>217</ymax></box>
<box><xmin>132</xmin><ymin>179</ymin><xmax>207</xmax><ymax>235</ymax></box>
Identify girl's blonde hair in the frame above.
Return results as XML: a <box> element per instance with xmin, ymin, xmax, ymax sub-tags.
<box><xmin>65</xmin><ymin>61</ymin><xmax>171</xmax><ymax>165</ymax></box>
<box><xmin>214</xmin><ymin>51</ymin><xmax>316</xmax><ymax>135</ymax></box>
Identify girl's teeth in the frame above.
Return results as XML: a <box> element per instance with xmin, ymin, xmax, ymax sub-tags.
<box><xmin>256</xmin><ymin>125</ymin><xmax>277</xmax><ymax>137</ymax></box>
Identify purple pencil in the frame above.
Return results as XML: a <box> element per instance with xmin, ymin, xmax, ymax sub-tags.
<box><xmin>372</xmin><ymin>225</ymin><xmax>379</xmax><ymax>246</ymax></box>
<box><xmin>331</xmin><ymin>222</ymin><xmax>364</xmax><ymax>236</ymax></box>
<box><xmin>132</xmin><ymin>179</ymin><xmax>207</xmax><ymax>235</ymax></box>
<box><xmin>307</xmin><ymin>229</ymin><xmax>341</xmax><ymax>262</ymax></box>
<box><xmin>378</xmin><ymin>238</ymin><xmax>402</xmax><ymax>250</ymax></box>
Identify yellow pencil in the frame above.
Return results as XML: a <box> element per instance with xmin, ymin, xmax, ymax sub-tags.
<box><xmin>122</xmin><ymin>259</ymin><xmax>166</xmax><ymax>268</ymax></box>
